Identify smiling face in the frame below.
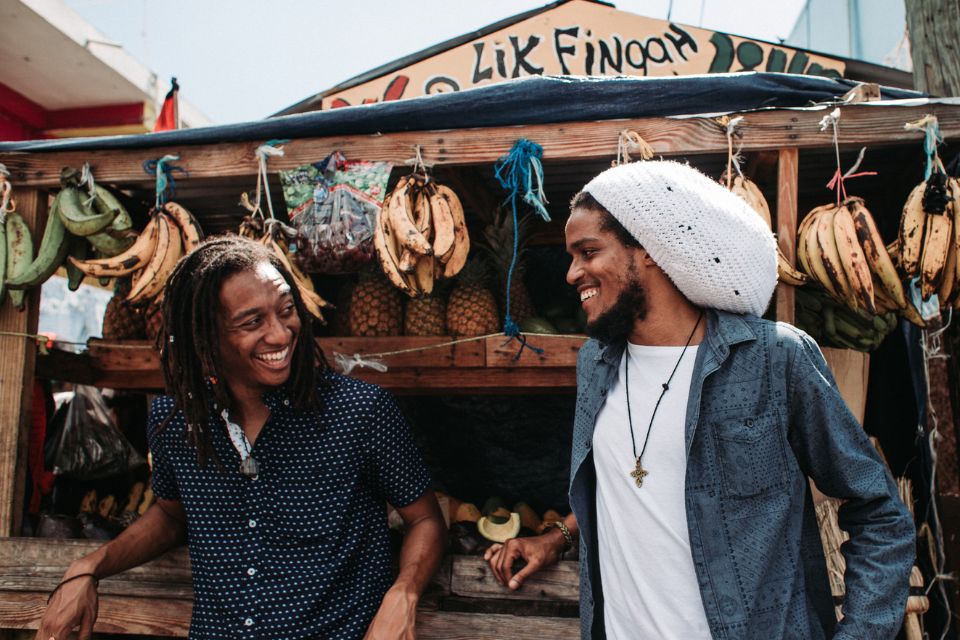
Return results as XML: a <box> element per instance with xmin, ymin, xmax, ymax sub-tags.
<box><xmin>565</xmin><ymin>206</ymin><xmax>648</xmax><ymax>343</ymax></box>
<box><xmin>216</xmin><ymin>261</ymin><xmax>301</xmax><ymax>401</ymax></box>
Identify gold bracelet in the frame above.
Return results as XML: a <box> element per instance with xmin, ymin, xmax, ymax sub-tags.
<box><xmin>542</xmin><ymin>521</ymin><xmax>574</xmax><ymax>552</ymax></box>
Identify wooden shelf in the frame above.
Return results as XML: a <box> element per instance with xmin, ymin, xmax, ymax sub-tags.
<box><xmin>0</xmin><ymin>537</ymin><xmax>579</xmax><ymax>636</ymax></box>
<box><xmin>36</xmin><ymin>335</ymin><xmax>587</xmax><ymax>394</ymax></box>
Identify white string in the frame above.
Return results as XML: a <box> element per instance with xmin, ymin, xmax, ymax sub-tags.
<box><xmin>79</xmin><ymin>162</ymin><xmax>97</xmax><ymax>208</ymax></box>
<box><xmin>255</xmin><ymin>142</ymin><xmax>285</xmax><ymax>221</ymax></box>
<box><xmin>403</xmin><ymin>144</ymin><xmax>434</xmax><ymax>172</ymax></box>
<box><xmin>842</xmin><ymin>147</ymin><xmax>868</xmax><ymax>179</ymax></box>
<box><xmin>333</xmin><ymin>352</ymin><xmax>388</xmax><ymax>374</ymax></box>
<box><xmin>613</xmin><ymin>130</ymin><xmax>655</xmax><ymax>166</ymax></box>
<box><xmin>819</xmin><ymin>108</ymin><xmax>842</xmax><ymax>185</ymax></box>
<box><xmin>918</xmin><ymin>316</ymin><xmax>956</xmax><ymax>640</ymax></box>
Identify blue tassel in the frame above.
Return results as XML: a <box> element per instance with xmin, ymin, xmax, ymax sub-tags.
<box><xmin>923</xmin><ymin>121</ymin><xmax>944</xmax><ymax>180</ymax></box>
<box><xmin>143</xmin><ymin>154</ymin><xmax>188</xmax><ymax>206</ymax></box>
<box><xmin>494</xmin><ymin>138</ymin><xmax>550</xmax><ymax>359</ymax></box>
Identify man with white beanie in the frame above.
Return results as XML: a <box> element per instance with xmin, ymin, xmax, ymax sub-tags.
<box><xmin>485</xmin><ymin>160</ymin><xmax>914</xmax><ymax>639</ymax></box>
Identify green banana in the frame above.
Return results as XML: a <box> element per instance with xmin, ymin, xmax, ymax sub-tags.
<box><xmin>93</xmin><ymin>185</ymin><xmax>133</xmax><ymax>233</ymax></box>
<box><xmin>7</xmin><ymin>198</ymin><xmax>69</xmax><ymax>290</ymax></box>
<box><xmin>57</xmin><ymin>187</ymin><xmax>115</xmax><ymax>237</ymax></box>
<box><xmin>86</xmin><ymin>228</ymin><xmax>135</xmax><ymax>257</ymax></box>
<box><xmin>5</xmin><ymin>212</ymin><xmax>33</xmax><ymax>309</ymax></box>
<box><xmin>65</xmin><ymin>234</ymin><xmax>88</xmax><ymax>291</ymax></box>
<box><xmin>0</xmin><ymin>212</ymin><xmax>6</xmax><ymax>305</ymax></box>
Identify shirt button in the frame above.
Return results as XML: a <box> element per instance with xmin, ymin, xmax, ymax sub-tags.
<box><xmin>247</xmin><ymin>567</ymin><xmax>257</xmax><ymax>576</ymax></box>
<box><xmin>244</xmin><ymin>618</ymin><xmax>254</xmax><ymax>627</ymax></box>
<box><xmin>283</xmin><ymin>399</ymin><xmax>290</xmax><ymax>406</ymax></box>
<box><xmin>248</xmin><ymin>519</ymin><xmax>257</xmax><ymax>528</ymax></box>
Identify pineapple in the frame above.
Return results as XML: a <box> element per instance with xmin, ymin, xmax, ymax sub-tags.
<box><xmin>102</xmin><ymin>279</ymin><xmax>147</xmax><ymax>340</ymax></box>
<box><xmin>329</xmin><ymin>278</ymin><xmax>356</xmax><ymax>337</ymax></box>
<box><xmin>480</xmin><ymin>208</ymin><xmax>535</xmax><ymax>324</ymax></box>
<box><xmin>144</xmin><ymin>296</ymin><xmax>164</xmax><ymax>343</ymax></box>
<box><xmin>446</xmin><ymin>257</ymin><xmax>500</xmax><ymax>337</ymax></box>
<box><xmin>348</xmin><ymin>268</ymin><xmax>403</xmax><ymax>337</ymax></box>
<box><xmin>404</xmin><ymin>294</ymin><xmax>447</xmax><ymax>336</ymax></box>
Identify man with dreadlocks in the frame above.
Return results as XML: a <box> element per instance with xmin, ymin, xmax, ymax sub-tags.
<box><xmin>37</xmin><ymin>235</ymin><xmax>445</xmax><ymax>640</ymax></box>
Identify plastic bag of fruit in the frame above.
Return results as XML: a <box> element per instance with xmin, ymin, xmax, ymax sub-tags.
<box><xmin>280</xmin><ymin>151</ymin><xmax>392</xmax><ymax>273</ymax></box>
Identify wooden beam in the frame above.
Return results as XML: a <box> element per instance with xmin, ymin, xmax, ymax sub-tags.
<box><xmin>449</xmin><ymin>556</ymin><xmax>579</xmax><ymax>603</ymax></box>
<box><xmin>776</xmin><ymin>147</ymin><xmax>800</xmax><ymax>324</ymax></box>
<box><xmin>417</xmin><ymin>610</ymin><xmax>578</xmax><ymax>637</ymax></box>
<box><xmin>0</xmin><ymin>190</ymin><xmax>45</xmax><ymax>536</ymax></box>
<box><xmin>5</xmin><ymin>103</ymin><xmax>960</xmax><ymax>188</ymax></box>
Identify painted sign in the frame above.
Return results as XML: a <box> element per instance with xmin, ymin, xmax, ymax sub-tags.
<box><xmin>323</xmin><ymin>0</ymin><xmax>845</xmax><ymax>109</ymax></box>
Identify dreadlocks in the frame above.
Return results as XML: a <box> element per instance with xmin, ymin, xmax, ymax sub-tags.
<box><xmin>158</xmin><ymin>234</ymin><xmax>330</xmax><ymax>466</ymax></box>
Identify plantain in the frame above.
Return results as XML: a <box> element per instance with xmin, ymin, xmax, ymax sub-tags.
<box><xmin>412</xmin><ymin>254</ymin><xmax>435</xmax><ymax>296</ymax></box>
<box><xmin>800</xmin><ymin>207</ymin><xmax>839</xmax><ymax>298</ymax></box>
<box><xmin>65</xmin><ymin>234</ymin><xmax>89</xmax><ymax>291</ymax></box>
<box><xmin>814</xmin><ymin>205</ymin><xmax>857</xmax><ymax>309</ymax></box>
<box><xmin>848</xmin><ymin>197</ymin><xmax>907</xmax><ymax>308</ymax></box>
<box><xmin>833</xmin><ymin>201</ymin><xmax>875</xmax><ymax>314</ymax></box>
<box><xmin>0</xmin><ymin>211</ymin><xmax>6</xmax><ymax>306</ymax></box>
<box><xmin>428</xmin><ymin>183</ymin><xmax>456</xmax><ymax>261</ymax></box>
<box><xmin>70</xmin><ymin>214</ymin><xmax>159</xmax><ymax>277</ymax></box>
<box><xmin>899</xmin><ymin>182</ymin><xmax>927</xmax><ymax>277</ymax></box>
<box><xmin>372</xmin><ymin>204</ymin><xmax>413</xmax><ymax>295</ymax></box>
<box><xmin>92</xmin><ymin>185</ymin><xmax>133</xmax><ymax>234</ymax></box>
<box><xmin>920</xmin><ymin>208</ymin><xmax>952</xmax><ymax>300</ymax></box>
<box><xmin>7</xmin><ymin>196</ymin><xmax>69</xmax><ymax>290</ymax></box>
<box><xmin>5</xmin><ymin>213</ymin><xmax>32</xmax><ymax>309</ymax></box>
<box><xmin>440</xmin><ymin>184</ymin><xmax>470</xmax><ymax>279</ymax></box>
<box><xmin>163</xmin><ymin>201</ymin><xmax>203</xmax><ymax>253</ymax></box>
<box><xmin>87</xmin><ymin>226</ymin><xmax>136</xmax><ymax>258</ymax></box>
<box><xmin>57</xmin><ymin>187</ymin><xmax>116</xmax><ymax>237</ymax></box>
<box><xmin>387</xmin><ymin>177</ymin><xmax>432</xmax><ymax>256</ymax></box>
<box><xmin>127</xmin><ymin>213</ymin><xmax>180</xmax><ymax>305</ymax></box>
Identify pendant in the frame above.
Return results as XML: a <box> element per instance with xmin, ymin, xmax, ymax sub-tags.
<box><xmin>240</xmin><ymin>456</ymin><xmax>260</xmax><ymax>479</ymax></box>
<box><xmin>629</xmin><ymin>457</ymin><xmax>648</xmax><ymax>488</ymax></box>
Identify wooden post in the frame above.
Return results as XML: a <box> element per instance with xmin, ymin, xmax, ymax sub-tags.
<box><xmin>0</xmin><ymin>190</ymin><xmax>46</xmax><ymax>537</ymax></box>
<box><xmin>776</xmin><ymin>147</ymin><xmax>799</xmax><ymax>324</ymax></box>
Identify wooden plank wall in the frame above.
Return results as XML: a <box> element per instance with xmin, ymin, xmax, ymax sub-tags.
<box><xmin>0</xmin><ymin>190</ymin><xmax>45</xmax><ymax>537</ymax></box>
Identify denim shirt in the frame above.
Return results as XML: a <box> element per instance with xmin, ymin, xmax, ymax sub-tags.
<box><xmin>569</xmin><ymin>310</ymin><xmax>914</xmax><ymax>640</ymax></box>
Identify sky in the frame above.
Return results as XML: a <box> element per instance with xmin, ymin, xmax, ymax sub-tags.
<box><xmin>63</xmin><ymin>0</ymin><xmax>806</xmax><ymax>125</ymax></box>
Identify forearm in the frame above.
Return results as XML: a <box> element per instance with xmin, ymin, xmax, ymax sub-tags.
<box><xmin>66</xmin><ymin>501</ymin><xmax>187</xmax><ymax>579</ymax></box>
<box><xmin>392</xmin><ymin>512</ymin><xmax>445</xmax><ymax>596</ymax></box>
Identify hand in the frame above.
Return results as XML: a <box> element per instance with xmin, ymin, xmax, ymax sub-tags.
<box><xmin>35</xmin><ymin>574</ymin><xmax>99</xmax><ymax>640</ymax></box>
<box><xmin>483</xmin><ymin>532</ymin><xmax>564</xmax><ymax>591</ymax></box>
<box><xmin>363</xmin><ymin>583</ymin><xmax>417</xmax><ymax>640</ymax></box>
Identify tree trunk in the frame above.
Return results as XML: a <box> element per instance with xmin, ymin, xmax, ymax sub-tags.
<box><xmin>905</xmin><ymin>0</ymin><xmax>960</xmax><ymax>96</ymax></box>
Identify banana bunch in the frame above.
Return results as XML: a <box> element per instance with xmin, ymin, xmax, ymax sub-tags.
<box><xmin>722</xmin><ymin>173</ymin><xmax>809</xmax><ymax>286</ymax></box>
<box><xmin>898</xmin><ymin>171</ymin><xmax>960</xmax><ymax>307</ymax></box>
<box><xmin>68</xmin><ymin>201</ymin><xmax>203</xmax><ymax>306</ymax></box>
<box><xmin>238</xmin><ymin>215</ymin><xmax>332</xmax><ymax>322</ymax></box>
<box><xmin>373</xmin><ymin>175</ymin><xmax>469</xmax><ymax>297</ymax></box>
<box><xmin>796</xmin><ymin>197</ymin><xmax>913</xmax><ymax>321</ymax></box>
<box><xmin>795</xmin><ymin>286</ymin><xmax>898</xmax><ymax>352</ymax></box>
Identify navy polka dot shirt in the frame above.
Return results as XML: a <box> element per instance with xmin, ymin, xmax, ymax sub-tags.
<box><xmin>147</xmin><ymin>373</ymin><xmax>431</xmax><ymax>639</ymax></box>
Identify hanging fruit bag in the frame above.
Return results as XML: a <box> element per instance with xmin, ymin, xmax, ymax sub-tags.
<box><xmin>280</xmin><ymin>151</ymin><xmax>392</xmax><ymax>273</ymax></box>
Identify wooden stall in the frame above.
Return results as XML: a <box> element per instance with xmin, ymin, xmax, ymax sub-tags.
<box><xmin>0</xmin><ymin>79</ymin><xmax>955</xmax><ymax>636</ymax></box>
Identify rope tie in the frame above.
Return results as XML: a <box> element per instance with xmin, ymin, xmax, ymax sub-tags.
<box><xmin>254</xmin><ymin>140</ymin><xmax>288</xmax><ymax>221</ymax></box>
<box><xmin>905</xmin><ymin>115</ymin><xmax>944</xmax><ymax>180</ymax></box>
<box><xmin>820</xmin><ymin>109</ymin><xmax>876</xmax><ymax>203</ymax></box>
<box><xmin>403</xmin><ymin>144</ymin><xmax>434</xmax><ymax>175</ymax></box>
<box><xmin>613</xmin><ymin>130</ymin><xmax>655</xmax><ymax>166</ymax></box>
<box><xmin>494</xmin><ymin>138</ymin><xmax>550</xmax><ymax>359</ymax></box>
<box><xmin>143</xmin><ymin>154</ymin><xmax>187</xmax><ymax>207</ymax></box>
<box><xmin>719</xmin><ymin>116</ymin><xmax>745</xmax><ymax>186</ymax></box>
<box><xmin>79</xmin><ymin>162</ymin><xmax>98</xmax><ymax>208</ymax></box>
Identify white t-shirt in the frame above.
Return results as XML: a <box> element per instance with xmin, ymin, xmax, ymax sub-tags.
<box><xmin>593</xmin><ymin>342</ymin><xmax>711</xmax><ymax>640</ymax></box>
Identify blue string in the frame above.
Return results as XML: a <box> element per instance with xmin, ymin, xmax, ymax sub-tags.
<box><xmin>493</xmin><ymin>138</ymin><xmax>550</xmax><ymax>359</ymax></box>
<box><xmin>143</xmin><ymin>154</ymin><xmax>188</xmax><ymax>206</ymax></box>
<box><xmin>923</xmin><ymin>121</ymin><xmax>944</xmax><ymax>180</ymax></box>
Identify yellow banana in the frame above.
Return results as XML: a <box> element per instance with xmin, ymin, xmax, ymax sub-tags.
<box><xmin>387</xmin><ymin>177</ymin><xmax>432</xmax><ymax>256</ymax></box>
<box><xmin>127</xmin><ymin>213</ymin><xmax>180</xmax><ymax>304</ymax></box>
<box><xmin>434</xmin><ymin>184</ymin><xmax>466</xmax><ymax>265</ymax></box>
<box><xmin>69</xmin><ymin>215</ymin><xmax>160</xmax><ymax>277</ymax></box>
<box><xmin>847</xmin><ymin>197</ymin><xmax>907</xmax><ymax>309</ymax></box>
<box><xmin>833</xmin><ymin>201</ymin><xmax>875</xmax><ymax>313</ymax></box>
<box><xmin>898</xmin><ymin>182</ymin><xmax>926</xmax><ymax>277</ymax></box>
<box><xmin>776</xmin><ymin>250</ymin><xmax>809</xmax><ymax>286</ymax></box>
<box><xmin>440</xmin><ymin>186</ymin><xmax>470</xmax><ymax>279</ymax></box>
<box><xmin>373</xmin><ymin>204</ymin><xmax>413</xmax><ymax>295</ymax></box>
<box><xmin>163</xmin><ymin>201</ymin><xmax>203</xmax><ymax>253</ymax></box>
<box><xmin>428</xmin><ymin>184</ymin><xmax>456</xmax><ymax>261</ymax></box>
<box><xmin>413</xmin><ymin>254</ymin><xmax>435</xmax><ymax>296</ymax></box>
<box><xmin>728</xmin><ymin>174</ymin><xmax>773</xmax><ymax>228</ymax></box>
<box><xmin>801</xmin><ymin>207</ymin><xmax>839</xmax><ymax>298</ymax></box>
<box><xmin>920</xmin><ymin>208</ymin><xmax>952</xmax><ymax>300</ymax></box>
<box><xmin>815</xmin><ymin>205</ymin><xmax>857</xmax><ymax>309</ymax></box>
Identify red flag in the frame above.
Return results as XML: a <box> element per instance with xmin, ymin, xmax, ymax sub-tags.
<box><xmin>153</xmin><ymin>77</ymin><xmax>180</xmax><ymax>132</ymax></box>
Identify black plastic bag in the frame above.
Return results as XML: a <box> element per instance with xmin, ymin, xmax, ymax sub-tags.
<box><xmin>44</xmin><ymin>386</ymin><xmax>145</xmax><ymax>480</ymax></box>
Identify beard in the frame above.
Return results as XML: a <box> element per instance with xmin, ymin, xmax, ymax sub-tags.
<box><xmin>585</xmin><ymin>263</ymin><xmax>647</xmax><ymax>344</ymax></box>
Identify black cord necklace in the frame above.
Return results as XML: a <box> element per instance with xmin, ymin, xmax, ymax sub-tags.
<box><xmin>625</xmin><ymin>312</ymin><xmax>703</xmax><ymax>488</ymax></box>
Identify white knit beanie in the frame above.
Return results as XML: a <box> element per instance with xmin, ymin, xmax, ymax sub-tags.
<box><xmin>583</xmin><ymin>160</ymin><xmax>777</xmax><ymax>317</ymax></box>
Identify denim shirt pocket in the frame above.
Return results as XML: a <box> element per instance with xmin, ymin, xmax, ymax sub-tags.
<box><xmin>713</xmin><ymin>410</ymin><xmax>788</xmax><ymax>498</ymax></box>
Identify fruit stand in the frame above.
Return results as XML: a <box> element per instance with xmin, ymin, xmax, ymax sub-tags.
<box><xmin>0</xmin><ymin>73</ymin><xmax>956</xmax><ymax>637</ymax></box>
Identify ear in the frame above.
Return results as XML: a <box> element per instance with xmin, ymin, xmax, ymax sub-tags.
<box><xmin>635</xmin><ymin>246</ymin><xmax>657</xmax><ymax>267</ymax></box>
